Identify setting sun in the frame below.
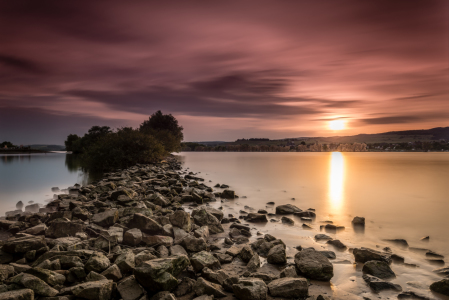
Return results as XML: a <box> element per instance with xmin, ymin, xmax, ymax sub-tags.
<box><xmin>329</xmin><ymin>119</ymin><xmax>346</xmax><ymax>130</ymax></box>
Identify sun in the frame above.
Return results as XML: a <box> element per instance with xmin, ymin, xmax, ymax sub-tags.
<box><xmin>329</xmin><ymin>119</ymin><xmax>346</xmax><ymax>130</ymax></box>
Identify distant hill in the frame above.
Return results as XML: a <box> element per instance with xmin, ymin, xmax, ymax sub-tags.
<box><xmin>27</xmin><ymin>144</ymin><xmax>66</xmax><ymax>151</ymax></box>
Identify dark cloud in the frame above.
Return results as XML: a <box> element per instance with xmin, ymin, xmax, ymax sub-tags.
<box><xmin>360</xmin><ymin>116</ymin><xmax>422</xmax><ymax>125</ymax></box>
<box><xmin>0</xmin><ymin>55</ymin><xmax>43</xmax><ymax>74</ymax></box>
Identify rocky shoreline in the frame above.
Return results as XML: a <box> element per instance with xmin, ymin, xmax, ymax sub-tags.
<box><xmin>0</xmin><ymin>157</ymin><xmax>448</xmax><ymax>300</ymax></box>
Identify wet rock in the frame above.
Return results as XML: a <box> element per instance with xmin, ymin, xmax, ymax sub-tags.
<box><xmin>293</xmin><ymin>211</ymin><xmax>316</xmax><ymax>218</ymax></box>
<box><xmin>133</xmin><ymin>255</ymin><xmax>190</xmax><ymax>292</ymax></box>
<box><xmin>391</xmin><ymin>253</ymin><xmax>405</xmax><ymax>263</ymax></box>
<box><xmin>275</xmin><ymin>204</ymin><xmax>302</xmax><ymax>214</ymax></box>
<box><xmin>326</xmin><ymin>239</ymin><xmax>347</xmax><ymax>250</ymax></box>
<box><xmin>127</xmin><ymin>213</ymin><xmax>162</xmax><ymax>235</ymax></box>
<box><xmin>247</xmin><ymin>254</ymin><xmax>261</xmax><ymax>272</ymax></box>
<box><xmin>352</xmin><ymin>216</ymin><xmax>365</xmax><ymax>225</ymax></box>
<box><xmin>193</xmin><ymin>277</ymin><xmax>226</xmax><ymax>298</ymax></box>
<box><xmin>398</xmin><ymin>291</ymin><xmax>432</xmax><ymax>300</ymax></box>
<box><xmin>280</xmin><ymin>265</ymin><xmax>298</xmax><ymax>278</ymax></box>
<box><xmin>205</xmin><ymin>207</ymin><xmax>224</xmax><ymax>221</ymax></box>
<box><xmin>267</xmin><ymin>277</ymin><xmax>308</xmax><ymax>298</ymax></box>
<box><xmin>117</xmin><ymin>275</ymin><xmax>145</xmax><ymax>300</ymax></box>
<box><xmin>221</xmin><ymin>190</ymin><xmax>235</xmax><ymax>199</ymax></box>
<box><xmin>2</xmin><ymin>236</ymin><xmax>47</xmax><ymax>254</ymax></box>
<box><xmin>61</xmin><ymin>279</ymin><xmax>113</xmax><ymax>300</ymax></box>
<box><xmin>180</xmin><ymin>235</ymin><xmax>207</xmax><ymax>252</ymax></box>
<box><xmin>214</xmin><ymin>253</ymin><xmax>233</xmax><ymax>264</ymax></box>
<box><xmin>232</xmin><ymin>278</ymin><xmax>267</xmax><ymax>300</ymax></box>
<box><xmin>194</xmin><ymin>226</ymin><xmax>210</xmax><ymax>240</ymax></box>
<box><xmin>245</xmin><ymin>213</ymin><xmax>268</xmax><ymax>223</ymax></box>
<box><xmin>86</xmin><ymin>271</ymin><xmax>107</xmax><ymax>281</ymax></box>
<box><xmin>315</xmin><ymin>234</ymin><xmax>332</xmax><ymax>240</ymax></box>
<box><xmin>430</xmin><ymin>278</ymin><xmax>449</xmax><ymax>296</ymax></box>
<box><xmin>170</xmin><ymin>245</ymin><xmax>188</xmax><ymax>256</ymax></box>
<box><xmin>169</xmin><ymin>210</ymin><xmax>191</xmax><ymax>232</ymax></box>
<box><xmin>191</xmin><ymin>208</ymin><xmax>224</xmax><ymax>234</ymax></box>
<box><xmin>24</xmin><ymin>267</ymin><xmax>66</xmax><ymax>286</ymax></box>
<box><xmin>191</xmin><ymin>251</ymin><xmax>221</xmax><ymax>272</ymax></box>
<box><xmin>123</xmin><ymin>228</ymin><xmax>142</xmax><ymax>247</ymax></box>
<box><xmin>420</xmin><ymin>236</ymin><xmax>430</xmax><ymax>242</ymax></box>
<box><xmin>202</xmin><ymin>267</ymin><xmax>228</xmax><ymax>285</ymax></box>
<box><xmin>363</xmin><ymin>274</ymin><xmax>401</xmax><ymax>292</ymax></box>
<box><xmin>362</xmin><ymin>260</ymin><xmax>395</xmax><ymax>279</ymax></box>
<box><xmin>0</xmin><ymin>289</ymin><xmax>34</xmax><ymax>300</ymax></box>
<box><xmin>426</xmin><ymin>258</ymin><xmax>445</xmax><ymax>266</ymax></box>
<box><xmin>281</xmin><ymin>216</ymin><xmax>294</xmax><ymax>225</ymax></box>
<box><xmin>319</xmin><ymin>251</ymin><xmax>336</xmax><ymax>259</ymax></box>
<box><xmin>85</xmin><ymin>252</ymin><xmax>110</xmax><ymax>273</ymax></box>
<box><xmin>384</xmin><ymin>239</ymin><xmax>409</xmax><ymax>248</ymax></box>
<box><xmin>294</xmin><ymin>248</ymin><xmax>333</xmax><ymax>281</ymax></box>
<box><xmin>353</xmin><ymin>247</ymin><xmax>392</xmax><ymax>264</ymax></box>
<box><xmin>267</xmin><ymin>244</ymin><xmax>286</xmax><ymax>264</ymax></box>
<box><xmin>0</xmin><ymin>265</ymin><xmax>14</xmax><ymax>281</ymax></box>
<box><xmin>24</xmin><ymin>224</ymin><xmax>47</xmax><ymax>236</ymax></box>
<box><xmin>135</xmin><ymin>250</ymin><xmax>157</xmax><ymax>266</ymax></box>
<box><xmin>240</xmin><ymin>245</ymin><xmax>255</xmax><ymax>263</ymax></box>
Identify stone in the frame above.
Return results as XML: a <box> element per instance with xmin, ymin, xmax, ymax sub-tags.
<box><xmin>240</xmin><ymin>245</ymin><xmax>255</xmax><ymax>263</ymax></box>
<box><xmin>10</xmin><ymin>263</ymin><xmax>31</xmax><ymax>273</ymax></box>
<box><xmin>174</xmin><ymin>277</ymin><xmax>196</xmax><ymax>296</ymax></box>
<box><xmin>85</xmin><ymin>252</ymin><xmax>110</xmax><ymax>273</ymax></box>
<box><xmin>363</xmin><ymin>274</ymin><xmax>402</xmax><ymax>292</ymax></box>
<box><xmin>319</xmin><ymin>251</ymin><xmax>336</xmax><ymax>259</ymax></box>
<box><xmin>202</xmin><ymin>267</ymin><xmax>228</xmax><ymax>285</ymax></box>
<box><xmin>245</xmin><ymin>213</ymin><xmax>268</xmax><ymax>223</ymax></box>
<box><xmin>151</xmin><ymin>291</ymin><xmax>176</xmax><ymax>300</ymax></box>
<box><xmin>384</xmin><ymin>239</ymin><xmax>409</xmax><ymax>248</ymax></box>
<box><xmin>92</xmin><ymin>209</ymin><xmax>119</xmax><ymax>227</ymax></box>
<box><xmin>191</xmin><ymin>251</ymin><xmax>221</xmax><ymax>272</ymax></box>
<box><xmin>205</xmin><ymin>207</ymin><xmax>224</xmax><ymax>221</ymax></box>
<box><xmin>133</xmin><ymin>255</ymin><xmax>190</xmax><ymax>292</ymax></box>
<box><xmin>59</xmin><ymin>255</ymin><xmax>84</xmax><ymax>269</ymax></box>
<box><xmin>232</xmin><ymin>278</ymin><xmax>267</xmax><ymax>300</ymax></box>
<box><xmin>191</xmin><ymin>208</ymin><xmax>224</xmax><ymax>234</ymax></box>
<box><xmin>61</xmin><ymin>279</ymin><xmax>113</xmax><ymax>300</ymax></box>
<box><xmin>352</xmin><ymin>216</ymin><xmax>365</xmax><ymax>225</ymax></box>
<box><xmin>326</xmin><ymin>239</ymin><xmax>347</xmax><ymax>249</ymax></box>
<box><xmin>0</xmin><ymin>250</ymin><xmax>13</xmax><ymax>264</ymax></box>
<box><xmin>181</xmin><ymin>235</ymin><xmax>207</xmax><ymax>252</ymax></box>
<box><xmin>353</xmin><ymin>247</ymin><xmax>392</xmax><ymax>264</ymax></box>
<box><xmin>127</xmin><ymin>213</ymin><xmax>162</xmax><ymax>235</ymax></box>
<box><xmin>281</xmin><ymin>217</ymin><xmax>294</xmax><ymax>225</ymax></box>
<box><xmin>268</xmin><ymin>277</ymin><xmax>308</xmax><ymax>298</ymax></box>
<box><xmin>10</xmin><ymin>273</ymin><xmax>58</xmax><ymax>296</ymax></box>
<box><xmin>142</xmin><ymin>234</ymin><xmax>173</xmax><ymax>247</ymax></box>
<box><xmin>67</xmin><ymin>266</ymin><xmax>87</xmax><ymax>282</ymax></box>
<box><xmin>115</xmin><ymin>249</ymin><xmax>135</xmax><ymax>274</ymax></box>
<box><xmin>275</xmin><ymin>204</ymin><xmax>302</xmax><ymax>214</ymax></box>
<box><xmin>135</xmin><ymin>250</ymin><xmax>157</xmax><ymax>266</ymax></box>
<box><xmin>433</xmin><ymin>267</ymin><xmax>449</xmax><ymax>276</ymax></box>
<box><xmin>221</xmin><ymin>190</ymin><xmax>235</xmax><ymax>199</ymax></box>
<box><xmin>123</xmin><ymin>228</ymin><xmax>142</xmax><ymax>247</ymax></box>
<box><xmin>214</xmin><ymin>253</ymin><xmax>233</xmax><ymax>264</ymax></box>
<box><xmin>86</xmin><ymin>271</ymin><xmax>107</xmax><ymax>281</ymax></box>
<box><xmin>362</xmin><ymin>260</ymin><xmax>395</xmax><ymax>279</ymax></box>
<box><xmin>2</xmin><ymin>236</ymin><xmax>47</xmax><ymax>254</ymax></box>
<box><xmin>429</xmin><ymin>279</ymin><xmax>449</xmax><ymax>296</ymax></box>
<box><xmin>101</xmin><ymin>264</ymin><xmax>122</xmax><ymax>281</ymax></box>
<box><xmin>267</xmin><ymin>244</ymin><xmax>286</xmax><ymax>264</ymax></box>
<box><xmin>0</xmin><ymin>265</ymin><xmax>14</xmax><ymax>281</ymax></box>
<box><xmin>193</xmin><ymin>277</ymin><xmax>226</xmax><ymax>298</ymax></box>
<box><xmin>0</xmin><ymin>289</ymin><xmax>34</xmax><ymax>300</ymax></box>
<box><xmin>24</xmin><ymin>267</ymin><xmax>66</xmax><ymax>286</ymax></box>
<box><xmin>46</xmin><ymin>220</ymin><xmax>85</xmax><ymax>238</ymax></box>
<box><xmin>24</xmin><ymin>224</ymin><xmax>47</xmax><ymax>236</ymax></box>
<box><xmin>280</xmin><ymin>265</ymin><xmax>298</xmax><ymax>278</ymax></box>
<box><xmin>194</xmin><ymin>226</ymin><xmax>210</xmax><ymax>240</ymax></box>
<box><xmin>169</xmin><ymin>210</ymin><xmax>191</xmax><ymax>232</ymax></box>
<box><xmin>117</xmin><ymin>275</ymin><xmax>145</xmax><ymax>300</ymax></box>
<box><xmin>294</xmin><ymin>248</ymin><xmax>333</xmax><ymax>281</ymax></box>
<box><xmin>247</xmin><ymin>254</ymin><xmax>261</xmax><ymax>272</ymax></box>
<box><xmin>170</xmin><ymin>245</ymin><xmax>188</xmax><ymax>256</ymax></box>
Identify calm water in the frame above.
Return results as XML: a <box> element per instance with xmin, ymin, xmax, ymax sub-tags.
<box><xmin>1</xmin><ymin>152</ymin><xmax>448</xmax><ymax>298</ymax></box>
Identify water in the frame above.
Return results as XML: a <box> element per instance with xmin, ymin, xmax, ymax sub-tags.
<box><xmin>0</xmin><ymin>153</ymin><xmax>90</xmax><ymax>215</ymax></box>
<box><xmin>1</xmin><ymin>151</ymin><xmax>448</xmax><ymax>298</ymax></box>
<box><xmin>176</xmin><ymin>152</ymin><xmax>449</xmax><ymax>299</ymax></box>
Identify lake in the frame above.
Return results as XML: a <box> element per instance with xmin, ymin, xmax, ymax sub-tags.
<box><xmin>1</xmin><ymin>151</ymin><xmax>448</xmax><ymax>298</ymax></box>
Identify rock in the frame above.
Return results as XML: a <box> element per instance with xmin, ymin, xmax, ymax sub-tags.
<box><xmin>169</xmin><ymin>210</ymin><xmax>191</xmax><ymax>232</ymax></box>
<box><xmin>191</xmin><ymin>208</ymin><xmax>224</xmax><ymax>234</ymax></box>
<box><xmin>420</xmin><ymin>236</ymin><xmax>430</xmax><ymax>242</ymax></box>
<box><xmin>326</xmin><ymin>239</ymin><xmax>347</xmax><ymax>249</ymax></box>
<box><xmin>142</xmin><ymin>234</ymin><xmax>173</xmax><ymax>247</ymax></box>
<box><xmin>245</xmin><ymin>213</ymin><xmax>268</xmax><ymax>223</ymax></box>
<box><xmin>115</xmin><ymin>249</ymin><xmax>136</xmax><ymax>274</ymax></box>
<box><xmin>170</xmin><ymin>245</ymin><xmax>188</xmax><ymax>256</ymax></box>
<box><xmin>315</xmin><ymin>234</ymin><xmax>332</xmax><ymax>241</ymax></box>
<box><xmin>151</xmin><ymin>291</ymin><xmax>176</xmax><ymax>300</ymax></box>
<box><xmin>135</xmin><ymin>250</ymin><xmax>157</xmax><ymax>266</ymax></box>
<box><xmin>24</xmin><ymin>267</ymin><xmax>65</xmax><ymax>286</ymax></box>
<box><xmin>352</xmin><ymin>216</ymin><xmax>365</xmax><ymax>225</ymax></box>
<box><xmin>362</xmin><ymin>260</ymin><xmax>395</xmax><ymax>279</ymax></box>
<box><xmin>363</xmin><ymin>274</ymin><xmax>402</xmax><ymax>292</ymax></box>
<box><xmin>25</xmin><ymin>204</ymin><xmax>40</xmax><ymax>213</ymax></box>
<box><xmin>92</xmin><ymin>209</ymin><xmax>119</xmax><ymax>227</ymax></box>
<box><xmin>123</xmin><ymin>228</ymin><xmax>142</xmax><ymax>247</ymax></box>
<box><xmin>250</xmin><ymin>272</ymin><xmax>279</xmax><ymax>284</ymax></box>
<box><xmin>193</xmin><ymin>277</ymin><xmax>226</xmax><ymax>298</ymax></box>
<box><xmin>180</xmin><ymin>235</ymin><xmax>207</xmax><ymax>252</ymax></box>
<box><xmin>61</xmin><ymin>279</ymin><xmax>113</xmax><ymax>300</ymax></box>
<box><xmin>86</xmin><ymin>271</ymin><xmax>107</xmax><ymax>281</ymax></box>
<box><xmin>24</xmin><ymin>224</ymin><xmax>47</xmax><ymax>236</ymax></box>
<box><xmin>426</xmin><ymin>250</ymin><xmax>444</xmax><ymax>259</ymax></box>
<box><xmin>247</xmin><ymin>254</ymin><xmax>261</xmax><ymax>272</ymax></box>
<box><xmin>281</xmin><ymin>217</ymin><xmax>294</xmax><ymax>225</ymax></box>
<box><xmin>2</xmin><ymin>236</ymin><xmax>47</xmax><ymax>254</ymax></box>
<box><xmin>205</xmin><ymin>207</ymin><xmax>224</xmax><ymax>221</ymax></box>
<box><xmin>101</xmin><ymin>264</ymin><xmax>122</xmax><ymax>281</ymax></box>
<box><xmin>85</xmin><ymin>252</ymin><xmax>110</xmax><ymax>273</ymax></box>
<box><xmin>46</xmin><ymin>220</ymin><xmax>85</xmax><ymax>238</ymax></box>
<box><xmin>430</xmin><ymin>278</ymin><xmax>449</xmax><ymax>296</ymax></box>
<box><xmin>267</xmin><ymin>244</ymin><xmax>286</xmax><ymax>264</ymax></box>
<box><xmin>0</xmin><ymin>289</ymin><xmax>34</xmax><ymax>300</ymax></box>
<box><xmin>0</xmin><ymin>249</ymin><xmax>13</xmax><ymax>264</ymax></box>
<box><xmin>194</xmin><ymin>226</ymin><xmax>210</xmax><ymax>240</ymax></box>
<box><xmin>133</xmin><ymin>255</ymin><xmax>190</xmax><ymax>292</ymax></box>
<box><xmin>232</xmin><ymin>278</ymin><xmax>267</xmax><ymax>300</ymax></box>
<box><xmin>384</xmin><ymin>239</ymin><xmax>409</xmax><ymax>248</ymax></box>
<box><xmin>294</xmin><ymin>248</ymin><xmax>333</xmax><ymax>281</ymax></box>
<box><xmin>191</xmin><ymin>251</ymin><xmax>221</xmax><ymax>272</ymax></box>
<box><xmin>117</xmin><ymin>275</ymin><xmax>145</xmax><ymax>300</ymax></box>
<box><xmin>202</xmin><ymin>267</ymin><xmax>228</xmax><ymax>285</ymax></box>
<box><xmin>280</xmin><ymin>265</ymin><xmax>298</xmax><ymax>278</ymax></box>
<box><xmin>240</xmin><ymin>245</ymin><xmax>255</xmax><ymax>263</ymax></box>
<box><xmin>267</xmin><ymin>277</ymin><xmax>308</xmax><ymax>298</ymax></box>
<box><xmin>433</xmin><ymin>267</ymin><xmax>449</xmax><ymax>276</ymax></box>
<box><xmin>353</xmin><ymin>247</ymin><xmax>392</xmax><ymax>264</ymax></box>
<box><xmin>214</xmin><ymin>253</ymin><xmax>233</xmax><ymax>264</ymax></box>
<box><xmin>0</xmin><ymin>265</ymin><xmax>14</xmax><ymax>282</ymax></box>
<box><xmin>293</xmin><ymin>211</ymin><xmax>316</xmax><ymax>218</ymax></box>
<box><xmin>193</xmin><ymin>295</ymin><xmax>213</xmax><ymax>300</ymax></box>
<box><xmin>398</xmin><ymin>291</ymin><xmax>431</xmax><ymax>300</ymax></box>
<box><xmin>174</xmin><ymin>277</ymin><xmax>196</xmax><ymax>296</ymax></box>
<box><xmin>127</xmin><ymin>213</ymin><xmax>162</xmax><ymax>235</ymax></box>
<box><xmin>67</xmin><ymin>266</ymin><xmax>87</xmax><ymax>282</ymax></box>
<box><xmin>10</xmin><ymin>273</ymin><xmax>58</xmax><ymax>296</ymax></box>
<box><xmin>221</xmin><ymin>190</ymin><xmax>235</xmax><ymax>199</ymax></box>
<box><xmin>275</xmin><ymin>204</ymin><xmax>302</xmax><ymax>214</ymax></box>
<box><xmin>319</xmin><ymin>251</ymin><xmax>336</xmax><ymax>259</ymax></box>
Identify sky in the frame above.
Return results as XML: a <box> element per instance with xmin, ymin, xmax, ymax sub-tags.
<box><xmin>0</xmin><ymin>1</ymin><xmax>448</xmax><ymax>144</ymax></box>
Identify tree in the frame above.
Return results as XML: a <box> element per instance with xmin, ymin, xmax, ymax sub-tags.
<box><xmin>140</xmin><ymin>111</ymin><xmax>184</xmax><ymax>152</ymax></box>
<box><xmin>1</xmin><ymin>141</ymin><xmax>16</xmax><ymax>148</ymax></box>
<box><xmin>64</xmin><ymin>134</ymin><xmax>80</xmax><ymax>152</ymax></box>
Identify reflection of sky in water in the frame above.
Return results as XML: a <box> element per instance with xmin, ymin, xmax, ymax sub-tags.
<box><xmin>0</xmin><ymin>154</ymin><xmax>88</xmax><ymax>215</ymax></box>
<box><xmin>328</xmin><ymin>152</ymin><xmax>345</xmax><ymax>212</ymax></box>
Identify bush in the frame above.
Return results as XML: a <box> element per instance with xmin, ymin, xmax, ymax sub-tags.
<box><xmin>81</xmin><ymin>127</ymin><xmax>166</xmax><ymax>171</ymax></box>
<box><xmin>140</xmin><ymin>111</ymin><xmax>183</xmax><ymax>153</ymax></box>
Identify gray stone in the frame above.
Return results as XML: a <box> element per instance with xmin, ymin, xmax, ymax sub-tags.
<box><xmin>46</xmin><ymin>220</ymin><xmax>85</xmax><ymax>238</ymax></box>
<box><xmin>61</xmin><ymin>279</ymin><xmax>113</xmax><ymax>300</ymax></box>
<box><xmin>245</xmin><ymin>213</ymin><xmax>268</xmax><ymax>223</ymax></box>
<box><xmin>247</xmin><ymin>254</ymin><xmax>261</xmax><ymax>272</ymax></box>
<box><xmin>86</xmin><ymin>271</ymin><xmax>107</xmax><ymax>281</ymax></box>
<box><xmin>280</xmin><ymin>265</ymin><xmax>298</xmax><ymax>278</ymax></box>
<box><xmin>10</xmin><ymin>273</ymin><xmax>58</xmax><ymax>297</ymax></box>
<box><xmin>134</xmin><ymin>250</ymin><xmax>157</xmax><ymax>266</ymax></box>
<box><xmin>142</xmin><ymin>234</ymin><xmax>173</xmax><ymax>247</ymax></box>
<box><xmin>92</xmin><ymin>209</ymin><xmax>119</xmax><ymax>227</ymax></box>
<box><xmin>268</xmin><ymin>277</ymin><xmax>308</xmax><ymax>298</ymax></box>
<box><xmin>24</xmin><ymin>267</ymin><xmax>66</xmax><ymax>286</ymax></box>
<box><xmin>191</xmin><ymin>208</ymin><xmax>224</xmax><ymax>234</ymax></box>
<box><xmin>181</xmin><ymin>235</ymin><xmax>207</xmax><ymax>252</ymax></box>
<box><xmin>0</xmin><ymin>265</ymin><xmax>14</xmax><ymax>281</ymax></box>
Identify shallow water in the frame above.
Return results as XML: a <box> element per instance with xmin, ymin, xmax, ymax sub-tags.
<box><xmin>177</xmin><ymin>152</ymin><xmax>449</xmax><ymax>299</ymax></box>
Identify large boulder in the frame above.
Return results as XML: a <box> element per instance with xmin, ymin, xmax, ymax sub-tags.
<box><xmin>133</xmin><ymin>255</ymin><xmax>190</xmax><ymax>292</ymax></box>
<box><xmin>353</xmin><ymin>247</ymin><xmax>392</xmax><ymax>264</ymax></box>
<box><xmin>92</xmin><ymin>209</ymin><xmax>119</xmax><ymax>227</ymax></box>
<box><xmin>169</xmin><ymin>210</ymin><xmax>191</xmax><ymax>232</ymax></box>
<box><xmin>267</xmin><ymin>244</ymin><xmax>286</xmax><ymax>264</ymax></box>
<box><xmin>46</xmin><ymin>220</ymin><xmax>85</xmax><ymax>238</ymax></box>
<box><xmin>267</xmin><ymin>277</ymin><xmax>308</xmax><ymax>298</ymax></box>
<box><xmin>2</xmin><ymin>236</ymin><xmax>46</xmax><ymax>254</ymax></box>
<box><xmin>191</xmin><ymin>208</ymin><xmax>224</xmax><ymax>234</ymax></box>
<box><xmin>430</xmin><ymin>278</ymin><xmax>449</xmax><ymax>296</ymax></box>
<box><xmin>294</xmin><ymin>248</ymin><xmax>333</xmax><ymax>281</ymax></box>
<box><xmin>362</xmin><ymin>261</ymin><xmax>395</xmax><ymax>279</ymax></box>
<box><xmin>193</xmin><ymin>277</ymin><xmax>227</xmax><ymax>298</ymax></box>
<box><xmin>190</xmin><ymin>251</ymin><xmax>221</xmax><ymax>272</ymax></box>
<box><xmin>275</xmin><ymin>204</ymin><xmax>302</xmax><ymax>214</ymax></box>
<box><xmin>128</xmin><ymin>213</ymin><xmax>162</xmax><ymax>235</ymax></box>
<box><xmin>232</xmin><ymin>278</ymin><xmax>267</xmax><ymax>300</ymax></box>
<box><xmin>363</xmin><ymin>274</ymin><xmax>401</xmax><ymax>292</ymax></box>
<box><xmin>61</xmin><ymin>279</ymin><xmax>114</xmax><ymax>300</ymax></box>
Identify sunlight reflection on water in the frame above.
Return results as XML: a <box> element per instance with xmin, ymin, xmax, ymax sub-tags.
<box><xmin>329</xmin><ymin>152</ymin><xmax>345</xmax><ymax>212</ymax></box>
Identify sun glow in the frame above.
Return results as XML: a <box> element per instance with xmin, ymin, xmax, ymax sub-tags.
<box><xmin>329</xmin><ymin>152</ymin><xmax>345</xmax><ymax>212</ymax></box>
<box><xmin>329</xmin><ymin>119</ymin><xmax>346</xmax><ymax>130</ymax></box>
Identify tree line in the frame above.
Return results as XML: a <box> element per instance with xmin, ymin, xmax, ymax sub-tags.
<box><xmin>64</xmin><ymin>111</ymin><xmax>183</xmax><ymax>171</ymax></box>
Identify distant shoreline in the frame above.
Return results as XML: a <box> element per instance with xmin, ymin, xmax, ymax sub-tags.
<box><xmin>0</xmin><ymin>149</ymin><xmax>50</xmax><ymax>154</ymax></box>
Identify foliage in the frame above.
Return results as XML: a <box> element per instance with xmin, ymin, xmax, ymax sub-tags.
<box><xmin>0</xmin><ymin>141</ymin><xmax>17</xmax><ymax>148</ymax></box>
<box><xmin>181</xmin><ymin>142</ymin><xmax>204</xmax><ymax>151</ymax></box>
<box><xmin>64</xmin><ymin>134</ymin><xmax>81</xmax><ymax>152</ymax></box>
<box><xmin>140</xmin><ymin>110</ymin><xmax>184</xmax><ymax>153</ymax></box>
